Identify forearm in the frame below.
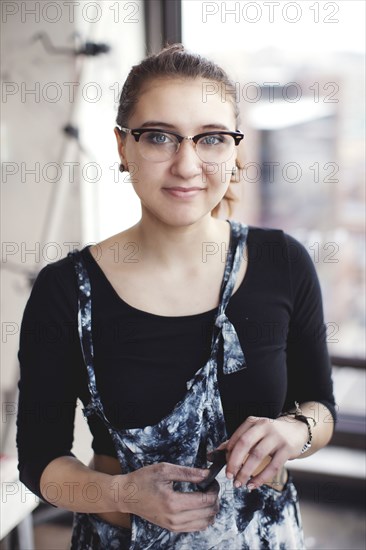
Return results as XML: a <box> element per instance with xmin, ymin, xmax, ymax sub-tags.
<box><xmin>39</xmin><ymin>456</ymin><xmax>130</xmax><ymax>514</ymax></box>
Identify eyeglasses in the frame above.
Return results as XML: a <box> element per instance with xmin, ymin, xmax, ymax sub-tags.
<box><xmin>117</xmin><ymin>127</ymin><xmax>244</xmax><ymax>163</ymax></box>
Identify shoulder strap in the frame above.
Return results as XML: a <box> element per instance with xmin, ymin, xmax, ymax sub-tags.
<box><xmin>220</xmin><ymin>220</ymin><xmax>248</xmax><ymax>305</ymax></box>
<box><xmin>212</xmin><ymin>221</ymin><xmax>249</xmax><ymax>374</ymax></box>
<box><xmin>68</xmin><ymin>249</ymin><xmax>112</xmax><ymax>426</ymax></box>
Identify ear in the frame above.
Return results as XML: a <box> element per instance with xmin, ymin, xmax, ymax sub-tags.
<box><xmin>114</xmin><ymin>127</ymin><xmax>128</xmax><ymax>165</ymax></box>
<box><xmin>228</xmin><ymin>158</ymin><xmax>238</xmax><ymax>183</ymax></box>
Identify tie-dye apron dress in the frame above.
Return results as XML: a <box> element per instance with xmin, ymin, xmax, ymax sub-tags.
<box><xmin>68</xmin><ymin>219</ymin><xmax>305</xmax><ymax>549</ymax></box>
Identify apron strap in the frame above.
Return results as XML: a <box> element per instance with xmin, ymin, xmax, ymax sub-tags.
<box><xmin>213</xmin><ymin>221</ymin><xmax>249</xmax><ymax>375</ymax></box>
<box><xmin>68</xmin><ymin>249</ymin><xmax>112</xmax><ymax>427</ymax></box>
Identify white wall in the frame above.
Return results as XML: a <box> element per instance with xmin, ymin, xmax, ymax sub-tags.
<box><xmin>75</xmin><ymin>0</ymin><xmax>145</xmax><ymax>243</ymax></box>
<box><xmin>1</xmin><ymin>0</ymin><xmax>145</xmax><ymax>456</ymax></box>
<box><xmin>2</xmin><ymin>3</ymin><xmax>83</xmax><ymax>409</ymax></box>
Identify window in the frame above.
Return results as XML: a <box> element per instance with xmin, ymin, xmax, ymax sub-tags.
<box><xmin>182</xmin><ymin>0</ymin><xmax>365</xmax><ymax>358</ymax></box>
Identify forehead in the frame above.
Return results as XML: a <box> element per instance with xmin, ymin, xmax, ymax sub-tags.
<box><xmin>129</xmin><ymin>77</ymin><xmax>236</xmax><ymax>130</ymax></box>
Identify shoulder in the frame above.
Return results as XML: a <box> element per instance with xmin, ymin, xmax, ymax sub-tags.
<box><xmin>247</xmin><ymin>224</ymin><xmax>312</xmax><ymax>264</ymax></box>
<box><xmin>33</xmin><ymin>252</ymin><xmax>76</xmax><ymax>287</ymax></box>
<box><xmin>247</xmin><ymin>224</ymin><xmax>304</xmax><ymax>246</ymax></box>
<box><xmin>247</xmin><ymin>224</ymin><xmax>285</xmax><ymax>243</ymax></box>
<box><xmin>245</xmin><ymin>224</ymin><xmax>308</xmax><ymax>266</ymax></box>
<box><xmin>245</xmin><ymin>225</ymin><xmax>320</xmax><ymax>299</ymax></box>
<box><xmin>25</xmin><ymin>248</ymin><xmax>88</xmax><ymax>313</ymax></box>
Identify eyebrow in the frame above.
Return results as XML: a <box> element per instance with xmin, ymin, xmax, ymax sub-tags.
<box><xmin>139</xmin><ymin>121</ymin><xmax>231</xmax><ymax>131</ymax></box>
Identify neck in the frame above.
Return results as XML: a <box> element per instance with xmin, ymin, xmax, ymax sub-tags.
<box><xmin>131</xmin><ymin>213</ymin><xmax>230</xmax><ymax>272</ymax></box>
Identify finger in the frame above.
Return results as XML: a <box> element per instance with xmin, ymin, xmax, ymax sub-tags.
<box><xmin>172</xmin><ymin>483</ymin><xmax>220</xmax><ymax>512</ymax></box>
<box><xmin>234</xmin><ymin>449</ymin><xmax>273</xmax><ymax>487</ymax></box>
<box><xmin>161</xmin><ymin>463</ymin><xmax>210</xmax><ymax>483</ymax></box>
<box><xmin>152</xmin><ymin>503</ymin><xmax>218</xmax><ymax>534</ymax></box>
<box><xmin>252</xmin><ymin>454</ymin><xmax>272</xmax><ymax>477</ymax></box>
<box><xmin>169</xmin><ymin>515</ymin><xmax>217</xmax><ymax>533</ymax></box>
<box><xmin>225</xmin><ymin>427</ymin><xmax>267</xmax><ymax>479</ymax></box>
<box><xmin>172</xmin><ymin>504</ymin><xmax>219</xmax><ymax>531</ymax></box>
<box><xmin>176</xmin><ymin>496</ymin><xmax>220</xmax><ymax>521</ymax></box>
<box><xmin>176</xmin><ymin>488</ymin><xmax>220</xmax><ymax>511</ymax></box>
<box><xmin>225</xmin><ymin>416</ymin><xmax>261</xmax><ymax>452</ymax></box>
<box><xmin>247</xmin><ymin>449</ymin><xmax>288</xmax><ymax>490</ymax></box>
<box><xmin>198</xmin><ymin>479</ymin><xmax>220</xmax><ymax>498</ymax></box>
<box><xmin>165</xmin><ymin>498</ymin><xmax>220</xmax><ymax>533</ymax></box>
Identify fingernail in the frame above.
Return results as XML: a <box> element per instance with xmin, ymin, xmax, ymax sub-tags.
<box><xmin>226</xmin><ymin>472</ymin><xmax>233</xmax><ymax>480</ymax></box>
<box><xmin>247</xmin><ymin>483</ymin><xmax>255</xmax><ymax>492</ymax></box>
<box><xmin>234</xmin><ymin>480</ymin><xmax>241</xmax><ymax>488</ymax></box>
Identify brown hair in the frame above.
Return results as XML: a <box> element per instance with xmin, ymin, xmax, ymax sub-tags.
<box><xmin>116</xmin><ymin>43</ymin><xmax>242</xmax><ymax>218</ymax></box>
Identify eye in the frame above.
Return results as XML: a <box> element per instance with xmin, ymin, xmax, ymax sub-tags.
<box><xmin>144</xmin><ymin>131</ymin><xmax>174</xmax><ymax>145</ymax></box>
<box><xmin>199</xmin><ymin>134</ymin><xmax>228</xmax><ymax>146</ymax></box>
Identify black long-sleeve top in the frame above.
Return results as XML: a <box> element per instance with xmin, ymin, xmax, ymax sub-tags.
<box><xmin>16</xmin><ymin>226</ymin><xmax>337</xmax><ymax>501</ymax></box>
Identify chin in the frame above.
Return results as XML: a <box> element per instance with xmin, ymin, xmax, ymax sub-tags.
<box><xmin>161</xmin><ymin>210</ymin><xmax>208</xmax><ymax>228</ymax></box>
<box><xmin>143</xmin><ymin>202</ymin><xmax>216</xmax><ymax>228</ymax></box>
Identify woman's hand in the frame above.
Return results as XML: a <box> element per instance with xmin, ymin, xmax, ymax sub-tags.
<box><xmin>116</xmin><ymin>462</ymin><xmax>220</xmax><ymax>533</ymax></box>
<box><xmin>210</xmin><ymin>415</ymin><xmax>308</xmax><ymax>491</ymax></box>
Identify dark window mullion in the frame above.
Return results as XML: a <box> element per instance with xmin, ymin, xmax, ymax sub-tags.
<box><xmin>144</xmin><ymin>0</ymin><xmax>182</xmax><ymax>54</ymax></box>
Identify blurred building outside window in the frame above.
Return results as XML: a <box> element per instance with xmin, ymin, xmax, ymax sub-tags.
<box><xmin>181</xmin><ymin>0</ymin><xmax>365</xmax><ymax>360</ymax></box>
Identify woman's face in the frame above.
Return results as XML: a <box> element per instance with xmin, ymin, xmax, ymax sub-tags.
<box><xmin>115</xmin><ymin>77</ymin><xmax>238</xmax><ymax>227</ymax></box>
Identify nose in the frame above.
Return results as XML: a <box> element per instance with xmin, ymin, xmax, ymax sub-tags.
<box><xmin>170</xmin><ymin>138</ymin><xmax>202</xmax><ymax>179</ymax></box>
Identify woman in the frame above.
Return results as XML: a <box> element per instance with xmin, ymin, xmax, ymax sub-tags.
<box><xmin>17</xmin><ymin>44</ymin><xmax>337</xmax><ymax>549</ymax></box>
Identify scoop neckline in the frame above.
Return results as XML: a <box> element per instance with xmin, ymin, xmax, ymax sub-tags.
<box><xmin>82</xmin><ymin>220</ymin><xmax>250</xmax><ymax>320</ymax></box>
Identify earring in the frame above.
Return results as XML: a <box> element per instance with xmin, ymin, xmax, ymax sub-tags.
<box><xmin>119</xmin><ymin>163</ymin><xmax>125</xmax><ymax>173</ymax></box>
<box><xmin>231</xmin><ymin>167</ymin><xmax>237</xmax><ymax>177</ymax></box>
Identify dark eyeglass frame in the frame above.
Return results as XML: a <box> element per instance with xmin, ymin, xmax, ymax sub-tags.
<box><xmin>117</xmin><ymin>126</ymin><xmax>245</xmax><ymax>146</ymax></box>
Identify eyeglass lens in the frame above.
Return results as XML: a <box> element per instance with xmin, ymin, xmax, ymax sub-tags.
<box><xmin>138</xmin><ymin>131</ymin><xmax>235</xmax><ymax>163</ymax></box>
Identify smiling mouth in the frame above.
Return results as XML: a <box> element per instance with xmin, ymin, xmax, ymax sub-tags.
<box><xmin>162</xmin><ymin>187</ymin><xmax>205</xmax><ymax>198</ymax></box>
<box><xmin>164</xmin><ymin>187</ymin><xmax>204</xmax><ymax>191</ymax></box>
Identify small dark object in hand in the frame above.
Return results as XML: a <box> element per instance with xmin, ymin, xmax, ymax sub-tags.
<box><xmin>197</xmin><ymin>449</ymin><xmax>227</xmax><ymax>492</ymax></box>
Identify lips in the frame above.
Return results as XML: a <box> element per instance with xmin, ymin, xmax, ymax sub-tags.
<box><xmin>163</xmin><ymin>187</ymin><xmax>205</xmax><ymax>198</ymax></box>
<box><xmin>164</xmin><ymin>187</ymin><xmax>204</xmax><ymax>191</ymax></box>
